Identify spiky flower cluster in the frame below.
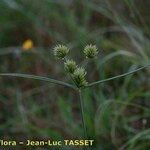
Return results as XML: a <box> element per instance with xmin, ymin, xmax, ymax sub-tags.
<box><xmin>73</xmin><ymin>67</ymin><xmax>88</xmax><ymax>88</ymax></box>
<box><xmin>83</xmin><ymin>44</ymin><xmax>98</xmax><ymax>58</ymax></box>
<box><xmin>53</xmin><ymin>44</ymin><xmax>99</xmax><ymax>88</ymax></box>
<box><xmin>64</xmin><ymin>59</ymin><xmax>77</xmax><ymax>74</ymax></box>
<box><xmin>53</xmin><ymin>44</ymin><xmax>69</xmax><ymax>59</ymax></box>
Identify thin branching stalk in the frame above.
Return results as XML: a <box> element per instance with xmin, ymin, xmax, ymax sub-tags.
<box><xmin>87</xmin><ymin>65</ymin><xmax>150</xmax><ymax>87</ymax></box>
<box><xmin>0</xmin><ymin>73</ymin><xmax>76</xmax><ymax>89</ymax></box>
<box><xmin>79</xmin><ymin>90</ymin><xmax>88</xmax><ymax>139</ymax></box>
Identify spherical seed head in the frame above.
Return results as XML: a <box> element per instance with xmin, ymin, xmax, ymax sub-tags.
<box><xmin>53</xmin><ymin>44</ymin><xmax>69</xmax><ymax>59</ymax></box>
<box><xmin>84</xmin><ymin>44</ymin><xmax>98</xmax><ymax>58</ymax></box>
<box><xmin>64</xmin><ymin>59</ymin><xmax>77</xmax><ymax>74</ymax></box>
<box><xmin>73</xmin><ymin>67</ymin><xmax>88</xmax><ymax>88</ymax></box>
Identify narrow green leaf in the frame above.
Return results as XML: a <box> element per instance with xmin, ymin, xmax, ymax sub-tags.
<box><xmin>87</xmin><ymin>65</ymin><xmax>150</xmax><ymax>87</ymax></box>
<box><xmin>0</xmin><ymin>73</ymin><xmax>76</xmax><ymax>89</ymax></box>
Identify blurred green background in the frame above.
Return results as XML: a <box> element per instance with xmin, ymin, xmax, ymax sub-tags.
<box><xmin>0</xmin><ymin>0</ymin><xmax>150</xmax><ymax>149</ymax></box>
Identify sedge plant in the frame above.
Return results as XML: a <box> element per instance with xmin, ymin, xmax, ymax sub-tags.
<box><xmin>0</xmin><ymin>44</ymin><xmax>149</xmax><ymax>140</ymax></box>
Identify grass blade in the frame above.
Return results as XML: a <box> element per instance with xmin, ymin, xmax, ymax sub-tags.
<box><xmin>87</xmin><ymin>65</ymin><xmax>150</xmax><ymax>87</ymax></box>
<box><xmin>0</xmin><ymin>73</ymin><xmax>76</xmax><ymax>89</ymax></box>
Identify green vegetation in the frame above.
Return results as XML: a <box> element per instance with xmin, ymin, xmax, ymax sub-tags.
<box><xmin>0</xmin><ymin>0</ymin><xmax>150</xmax><ymax>150</ymax></box>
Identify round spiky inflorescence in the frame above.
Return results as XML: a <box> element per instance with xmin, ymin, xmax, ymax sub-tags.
<box><xmin>53</xmin><ymin>45</ymin><xmax>69</xmax><ymax>59</ymax></box>
<box><xmin>83</xmin><ymin>44</ymin><xmax>98</xmax><ymax>58</ymax></box>
<box><xmin>64</xmin><ymin>59</ymin><xmax>77</xmax><ymax>74</ymax></box>
<box><xmin>73</xmin><ymin>67</ymin><xmax>88</xmax><ymax>88</ymax></box>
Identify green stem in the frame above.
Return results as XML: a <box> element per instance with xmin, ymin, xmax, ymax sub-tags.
<box><xmin>87</xmin><ymin>65</ymin><xmax>150</xmax><ymax>87</ymax></box>
<box><xmin>79</xmin><ymin>90</ymin><xmax>88</xmax><ymax>139</ymax></box>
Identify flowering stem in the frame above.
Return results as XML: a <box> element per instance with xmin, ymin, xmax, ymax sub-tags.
<box><xmin>79</xmin><ymin>89</ymin><xmax>88</xmax><ymax>139</ymax></box>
